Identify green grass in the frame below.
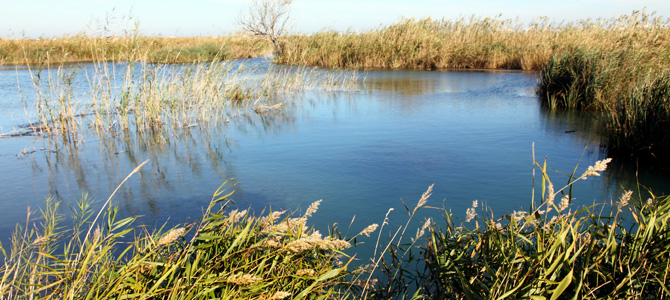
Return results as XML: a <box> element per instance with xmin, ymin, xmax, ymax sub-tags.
<box><xmin>2</xmin><ymin>155</ymin><xmax>668</xmax><ymax>299</ymax></box>
<box><xmin>371</xmin><ymin>154</ymin><xmax>670</xmax><ymax>299</ymax></box>
<box><xmin>146</xmin><ymin>44</ymin><xmax>232</xmax><ymax>64</ymax></box>
<box><xmin>0</xmin><ymin>172</ymin><xmax>371</xmax><ymax>299</ymax></box>
<box><xmin>537</xmin><ymin>46</ymin><xmax>670</xmax><ymax>163</ymax></box>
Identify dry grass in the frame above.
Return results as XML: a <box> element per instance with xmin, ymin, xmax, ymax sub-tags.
<box><xmin>277</xmin><ymin>10</ymin><xmax>670</xmax><ymax>71</ymax></box>
<box><xmin>7</xmin><ymin>51</ymin><xmax>357</xmax><ymax>140</ymax></box>
<box><xmin>0</xmin><ymin>35</ymin><xmax>271</xmax><ymax>65</ymax></box>
<box><xmin>536</xmin><ymin>11</ymin><xmax>670</xmax><ymax>163</ymax></box>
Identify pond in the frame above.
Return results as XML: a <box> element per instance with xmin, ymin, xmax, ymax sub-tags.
<box><xmin>0</xmin><ymin>59</ymin><xmax>668</xmax><ymax>253</ymax></box>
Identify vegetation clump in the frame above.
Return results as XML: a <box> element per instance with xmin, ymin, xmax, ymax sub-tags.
<box><xmin>146</xmin><ymin>44</ymin><xmax>232</xmax><ymax>64</ymax></box>
<box><xmin>0</xmin><ymin>179</ymin><xmax>369</xmax><ymax>299</ymax></box>
<box><xmin>536</xmin><ymin>12</ymin><xmax>670</xmax><ymax>163</ymax></box>
<box><xmin>277</xmin><ymin>10</ymin><xmax>670</xmax><ymax>72</ymax></box>
<box><xmin>1</xmin><ymin>156</ymin><xmax>669</xmax><ymax>299</ymax></box>
<box><xmin>371</xmin><ymin>156</ymin><xmax>670</xmax><ymax>299</ymax></box>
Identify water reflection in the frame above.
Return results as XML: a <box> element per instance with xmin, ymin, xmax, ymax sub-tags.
<box><xmin>5</xmin><ymin>106</ymin><xmax>295</xmax><ymax>231</ymax></box>
<box><xmin>1</xmin><ymin>64</ymin><xmax>669</xmax><ymax>246</ymax></box>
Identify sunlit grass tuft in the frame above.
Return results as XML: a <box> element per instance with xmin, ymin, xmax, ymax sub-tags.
<box><xmin>0</xmin><ymin>177</ymin><xmax>371</xmax><ymax>299</ymax></box>
<box><xmin>371</xmin><ymin>151</ymin><xmax>670</xmax><ymax>299</ymax></box>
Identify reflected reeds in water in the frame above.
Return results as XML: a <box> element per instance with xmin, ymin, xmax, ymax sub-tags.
<box><xmin>9</xmin><ymin>92</ymin><xmax>299</xmax><ymax>230</ymax></box>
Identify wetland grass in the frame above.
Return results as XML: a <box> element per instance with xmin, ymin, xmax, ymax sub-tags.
<box><xmin>6</xmin><ymin>46</ymin><xmax>357</xmax><ymax>141</ymax></box>
<box><xmin>537</xmin><ymin>41</ymin><xmax>670</xmax><ymax>163</ymax></box>
<box><xmin>370</xmin><ymin>155</ymin><xmax>670</xmax><ymax>299</ymax></box>
<box><xmin>0</xmin><ymin>179</ymin><xmax>373</xmax><ymax>299</ymax></box>
<box><xmin>2</xmin><ymin>155</ymin><xmax>668</xmax><ymax>299</ymax></box>
<box><xmin>0</xmin><ymin>35</ymin><xmax>270</xmax><ymax>66</ymax></box>
<box><xmin>277</xmin><ymin>11</ymin><xmax>670</xmax><ymax>71</ymax></box>
<box><xmin>274</xmin><ymin>9</ymin><xmax>670</xmax><ymax>164</ymax></box>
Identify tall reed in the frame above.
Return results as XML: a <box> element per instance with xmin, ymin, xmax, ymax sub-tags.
<box><xmin>537</xmin><ymin>38</ymin><xmax>670</xmax><ymax>162</ymax></box>
<box><xmin>0</xmin><ymin>175</ymin><xmax>378</xmax><ymax>299</ymax></box>
<box><xmin>372</xmin><ymin>153</ymin><xmax>670</xmax><ymax>299</ymax></box>
<box><xmin>277</xmin><ymin>10</ymin><xmax>670</xmax><ymax>71</ymax></box>
<box><xmin>8</xmin><ymin>47</ymin><xmax>357</xmax><ymax>141</ymax></box>
<box><xmin>0</xmin><ymin>35</ymin><xmax>270</xmax><ymax>65</ymax></box>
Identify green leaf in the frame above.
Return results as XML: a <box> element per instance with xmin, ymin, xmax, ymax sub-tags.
<box><xmin>550</xmin><ymin>270</ymin><xmax>573</xmax><ymax>300</ymax></box>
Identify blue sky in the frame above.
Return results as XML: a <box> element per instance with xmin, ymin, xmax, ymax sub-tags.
<box><xmin>2</xmin><ymin>0</ymin><xmax>669</xmax><ymax>38</ymax></box>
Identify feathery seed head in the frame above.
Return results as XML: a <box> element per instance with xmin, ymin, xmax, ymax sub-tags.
<box><xmin>268</xmin><ymin>291</ymin><xmax>292</xmax><ymax>300</ymax></box>
<box><xmin>416</xmin><ymin>184</ymin><xmax>434</xmax><ymax>210</ymax></box>
<box><xmin>559</xmin><ymin>195</ymin><xmax>570</xmax><ymax>212</ymax></box>
<box><xmin>617</xmin><ymin>190</ymin><xmax>633</xmax><ymax>212</ymax></box>
<box><xmin>157</xmin><ymin>227</ymin><xmax>185</xmax><ymax>246</ymax></box>
<box><xmin>226</xmin><ymin>274</ymin><xmax>262</xmax><ymax>285</ymax></box>
<box><xmin>581</xmin><ymin>158</ymin><xmax>612</xmax><ymax>179</ymax></box>
<box><xmin>304</xmin><ymin>199</ymin><xmax>322</xmax><ymax>218</ymax></box>
<box><xmin>358</xmin><ymin>223</ymin><xmax>379</xmax><ymax>237</ymax></box>
<box><xmin>296</xmin><ymin>269</ymin><xmax>316</xmax><ymax>277</ymax></box>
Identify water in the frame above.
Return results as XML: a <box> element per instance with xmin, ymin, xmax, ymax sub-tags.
<box><xmin>0</xmin><ymin>61</ymin><xmax>668</xmax><ymax>253</ymax></box>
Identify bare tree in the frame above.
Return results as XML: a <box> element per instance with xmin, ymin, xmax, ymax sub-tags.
<box><xmin>238</xmin><ymin>0</ymin><xmax>292</xmax><ymax>56</ymax></box>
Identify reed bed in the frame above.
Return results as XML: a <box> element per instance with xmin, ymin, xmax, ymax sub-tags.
<box><xmin>277</xmin><ymin>11</ymin><xmax>670</xmax><ymax>71</ymax></box>
<box><xmin>0</xmin><ymin>35</ymin><xmax>270</xmax><ymax>65</ymax></box>
<box><xmin>368</xmin><ymin>154</ymin><xmax>670</xmax><ymax>299</ymax></box>
<box><xmin>537</xmin><ymin>27</ymin><xmax>670</xmax><ymax>163</ymax></box>
<box><xmin>5</xmin><ymin>51</ymin><xmax>357</xmax><ymax>140</ymax></box>
<box><xmin>2</xmin><ymin>153</ymin><xmax>668</xmax><ymax>299</ymax></box>
<box><xmin>0</xmin><ymin>174</ymin><xmax>379</xmax><ymax>299</ymax></box>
